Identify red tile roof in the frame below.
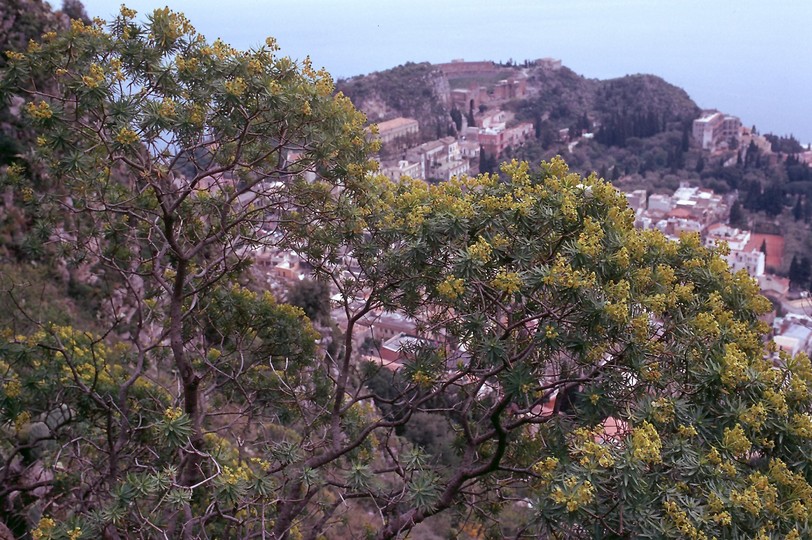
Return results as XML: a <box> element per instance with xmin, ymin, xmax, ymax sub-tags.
<box><xmin>745</xmin><ymin>233</ymin><xmax>784</xmax><ymax>270</ymax></box>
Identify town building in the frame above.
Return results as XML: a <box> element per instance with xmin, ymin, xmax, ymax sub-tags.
<box><xmin>405</xmin><ymin>137</ymin><xmax>471</xmax><ymax>182</ymax></box>
<box><xmin>479</xmin><ymin>110</ymin><xmax>507</xmax><ymax>130</ymax></box>
<box><xmin>626</xmin><ymin>184</ymin><xmax>732</xmax><ymax>243</ymax></box>
<box><xmin>380</xmin><ymin>159</ymin><xmax>422</xmax><ymax>182</ymax></box>
<box><xmin>758</xmin><ymin>274</ymin><xmax>790</xmax><ymax>298</ymax></box>
<box><xmin>670</xmin><ymin>184</ymin><xmax>728</xmax><ymax>228</ymax></box>
<box><xmin>471</xmin><ymin>112</ymin><xmax>534</xmax><ymax>158</ymax></box>
<box><xmin>728</xmin><ymin>249</ymin><xmax>766</xmax><ymax>277</ymax></box>
<box><xmin>692</xmin><ymin>111</ymin><xmax>742</xmax><ymax>151</ymax></box>
<box><xmin>625</xmin><ymin>190</ymin><xmax>647</xmax><ymax>215</ymax></box>
<box><xmin>535</xmin><ymin>57</ymin><xmax>562</xmax><ymax>70</ymax></box>
<box><xmin>773</xmin><ymin>314</ymin><xmax>812</xmax><ymax>358</ymax></box>
<box><xmin>373</xmin><ymin>117</ymin><xmax>419</xmax><ymax>144</ymax></box>
<box><xmin>491</xmin><ymin>74</ymin><xmax>528</xmax><ymax>101</ymax></box>
<box><xmin>704</xmin><ymin>223</ymin><xmax>751</xmax><ymax>251</ymax></box>
<box><xmin>646</xmin><ymin>193</ymin><xmax>672</xmax><ymax>214</ymax></box>
<box><xmin>436</xmin><ymin>59</ymin><xmax>497</xmax><ymax>77</ymax></box>
<box><xmin>374</xmin><ymin>333</ymin><xmax>430</xmax><ymax>370</ymax></box>
<box><xmin>458</xmin><ymin>140</ymin><xmax>481</xmax><ymax>160</ymax></box>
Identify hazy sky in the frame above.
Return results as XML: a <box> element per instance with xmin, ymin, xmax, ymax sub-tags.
<box><xmin>82</xmin><ymin>1</ymin><xmax>812</xmax><ymax>144</ymax></box>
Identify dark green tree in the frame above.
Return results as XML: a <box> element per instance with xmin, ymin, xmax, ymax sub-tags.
<box><xmin>449</xmin><ymin>106</ymin><xmax>462</xmax><ymax>132</ymax></box>
<box><xmin>789</xmin><ymin>255</ymin><xmax>812</xmax><ymax>290</ymax></box>
<box><xmin>286</xmin><ymin>278</ymin><xmax>331</xmax><ymax>323</ymax></box>
<box><xmin>695</xmin><ymin>155</ymin><xmax>705</xmax><ymax>173</ymax></box>
<box><xmin>793</xmin><ymin>195</ymin><xmax>804</xmax><ymax>221</ymax></box>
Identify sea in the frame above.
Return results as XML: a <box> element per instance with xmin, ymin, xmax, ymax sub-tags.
<box><xmin>84</xmin><ymin>0</ymin><xmax>812</xmax><ymax>146</ymax></box>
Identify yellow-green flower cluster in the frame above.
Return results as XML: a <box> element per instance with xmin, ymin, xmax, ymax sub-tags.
<box><xmin>220</xmin><ymin>464</ymin><xmax>251</xmax><ymax>485</ymax></box>
<box><xmin>740</xmin><ymin>403</ymin><xmax>767</xmax><ymax>430</ymax></box>
<box><xmin>650</xmin><ymin>398</ymin><xmax>675</xmax><ymax>424</ymax></box>
<box><xmin>720</xmin><ymin>343</ymin><xmax>749</xmax><ymax>388</ymax></box>
<box><xmin>2</xmin><ymin>376</ymin><xmax>21</xmax><ymax>398</ymax></box>
<box><xmin>544</xmin><ymin>324</ymin><xmax>558</xmax><ymax>340</ymax></box>
<box><xmin>604</xmin><ymin>301</ymin><xmax>628</xmax><ymax>324</ymax></box>
<box><xmin>31</xmin><ymin>517</ymin><xmax>56</xmax><ymax>540</ymax></box>
<box><xmin>6</xmin><ymin>50</ymin><xmax>25</xmax><ymax>61</ymax></box>
<box><xmin>411</xmin><ymin>370</ymin><xmax>434</xmax><ymax>387</ymax></box>
<box><xmin>115</xmin><ymin>127</ymin><xmax>140</xmax><ymax>145</ymax></box>
<box><xmin>531</xmin><ymin>456</ymin><xmax>559</xmax><ymax>482</ymax></box>
<box><xmin>490</xmin><ymin>270</ymin><xmax>522</xmax><ymax>295</ymax></box>
<box><xmin>663</xmin><ymin>501</ymin><xmax>708</xmax><ymax>540</ymax></box>
<box><xmin>763</xmin><ymin>388</ymin><xmax>788</xmax><ymax>416</ymax></box>
<box><xmin>13</xmin><ymin>411</ymin><xmax>31</xmax><ymax>433</ymax></box>
<box><xmin>693</xmin><ymin>311</ymin><xmax>720</xmax><ymax>337</ymax></box>
<box><xmin>576</xmin><ymin>217</ymin><xmax>604</xmax><ymax>257</ymax></box>
<box><xmin>436</xmin><ymin>276</ymin><xmax>465</xmax><ymax>300</ymax></box>
<box><xmin>119</xmin><ymin>5</ymin><xmax>137</xmax><ymax>18</ymax></box>
<box><xmin>81</xmin><ymin>63</ymin><xmax>105</xmax><ymax>89</ymax></box>
<box><xmin>730</xmin><ymin>472</ymin><xmax>779</xmax><ymax>516</ymax></box>
<box><xmin>631</xmin><ymin>421</ymin><xmax>662</xmax><ymax>464</ymax></box>
<box><xmin>550</xmin><ymin>476</ymin><xmax>595</xmax><ymax>512</ymax></box>
<box><xmin>629</xmin><ymin>315</ymin><xmax>649</xmax><ymax>341</ymax></box>
<box><xmin>711</xmin><ymin>510</ymin><xmax>732</xmax><ymax>526</ymax></box>
<box><xmin>188</xmin><ymin>104</ymin><xmax>206</xmax><ymax>126</ymax></box>
<box><xmin>768</xmin><ymin>459</ymin><xmax>812</xmax><ymax>514</ymax></box>
<box><xmin>787</xmin><ymin>375</ymin><xmax>809</xmax><ymax>401</ymax></box>
<box><xmin>314</xmin><ymin>72</ymin><xmax>334</xmax><ymax>96</ymax></box>
<box><xmin>543</xmin><ymin>255</ymin><xmax>597</xmax><ymax>289</ymax></box>
<box><xmin>176</xmin><ymin>56</ymin><xmax>199</xmax><ymax>74</ymax></box>
<box><xmin>467</xmin><ymin>236</ymin><xmax>492</xmax><ymax>263</ymax></box>
<box><xmin>569</xmin><ymin>427</ymin><xmax>615</xmax><ymax>469</ymax></box>
<box><xmin>224</xmin><ymin>77</ymin><xmax>247</xmax><ymax>97</ymax></box>
<box><xmin>158</xmin><ymin>98</ymin><xmax>176</xmax><ymax>118</ymax></box>
<box><xmin>642</xmin><ymin>293</ymin><xmax>669</xmax><ymax>315</ymax></box>
<box><xmin>69</xmin><ymin>18</ymin><xmax>104</xmax><ymax>37</ymax></box>
<box><xmin>613</xmin><ymin>246</ymin><xmax>630</xmax><ymax>269</ymax></box>
<box><xmin>25</xmin><ymin>101</ymin><xmax>53</xmax><ymax>120</ymax></box>
<box><xmin>164</xmin><ymin>407</ymin><xmax>184</xmax><ymax>422</ymax></box>
<box><xmin>722</xmin><ymin>424</ymin><xmax>751</xmax><ymax>457</ymax></box>
<box><xmin>790</xmin><ymin>413</ymin><xmax>812</xmax><ymax>439</ymax></box>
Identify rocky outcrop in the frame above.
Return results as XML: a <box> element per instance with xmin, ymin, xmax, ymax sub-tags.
<box><xmin>337</xmin><ymin>62</ymin><xmax>452</xmax><ymax>143</ymax></box>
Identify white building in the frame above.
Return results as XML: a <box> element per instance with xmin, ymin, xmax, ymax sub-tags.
<box><xmin>705</xmin><ymin>224</ymin><xmax>764</xmax><ymax>277</ymax></box>
<box><xmin>728</xmin><ymin>249</ymin><xmax>765</xmax><ymax>277</ymax></box>
<box><xmin>374</xmin><ymin>117</ymin><xmax>420</xmax><ymax>144</ymax></box>
<box><xmin>647</xmin><ymin>194</ymin><xmax>672</xmax><ymax>214</ymax></box>
<box><xmin>705</xmin><ymin>224</ymin><xmax>751</xmax><ymax>252</ymax></box>
<box><xmin>774</xmin><ymin>314</ymin><xmax>812</xmax><ymax>358</ymax></box>
<box><xmin>692</xmin><ymin>111</ymin><xmax>742</xmax><ymax>151</ymax></box>
<box><xmin>381</xmin><ymin>160</ymin><xmax>422</xmax><ymax>182</ymax></box>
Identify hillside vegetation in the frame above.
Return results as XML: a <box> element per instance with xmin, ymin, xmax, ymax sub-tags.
<box><xmin>337</xmin><ymin>62</ymin><xmax>452</xmax><ymax>141</ymax></box>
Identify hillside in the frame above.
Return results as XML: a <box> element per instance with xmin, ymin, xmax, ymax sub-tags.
<box><xmin>336</xmin><ymin>62</ymin><xmax>452</xmax><ymax>141</ymax></box>
<box><xmin>340</xmin><ymin>61</ymin><xmax>700</xmax><ymax>147</ymax></box>
<box><xmin>595</xmin><ymin>74</ymin><xmax>698</xmax><ymax>125</ymax></box>
<box><xmin>511</xmin><ymin>66</ymin><xmax>598</xmax><ymax>128</ymax></box>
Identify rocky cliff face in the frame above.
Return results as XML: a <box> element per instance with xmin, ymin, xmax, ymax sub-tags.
<box><xmin>0</xmin><ymin>0</ymin><xmax>68</xmax><ymax>66</ymax></box>
<box><xmin>1</xmin><ymin>0</ymin><xmax>73</xmax><ymax>167</ymax></box>
<box><xmin>337</xmin><ymin>62</ymin><xmax>453</xmax><ymax>142</ymax></box>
